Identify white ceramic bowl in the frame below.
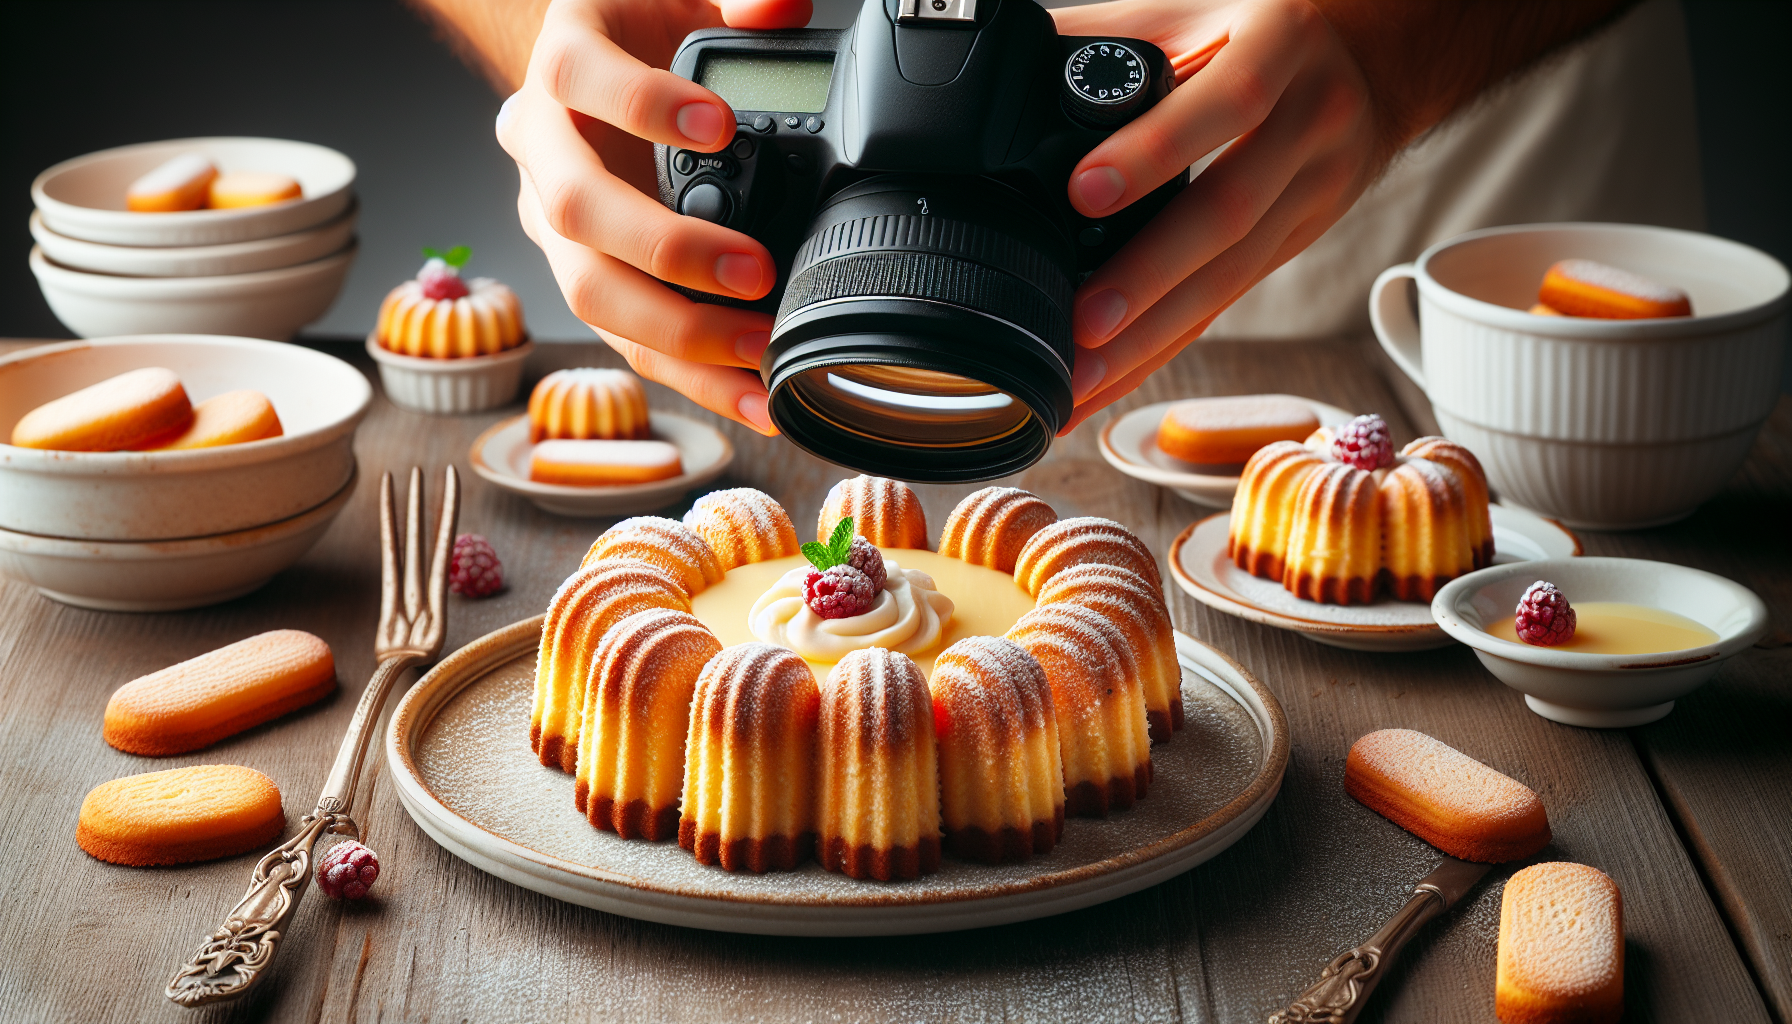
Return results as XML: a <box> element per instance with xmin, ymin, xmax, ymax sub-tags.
<box><xmin>470</xmin><ymin>411</ymin><xmax>735</xmax><ymax>516</ymax></box>
<box><xmin>1098</xmin><ymin>396</ymin><xmax>1356</xmax><ymax>508</ymax></box>
<box><xmin>29</xmin><ymin>203</ymin><xmax>357</xmax><ymax>278</ymax></box>
<box><xmin>0</xmin><ymin>336</ymin><xmax>371</xmax><ymax>541</ymax></box>
<box><xmin>0</xmin><ymin>464</ymin><xmax>357</xmax><ymax>612</ymax></box>
<box><xmin>367</xmin><ymin>335</ymin><xmax>533</xmax><ymax>414</ymax></box>
<box><xmin>1372</xmin><ymin>223</ymin><xmax>1789</xmax><ymax>529</ymax></box>
<box><xmin>32</xmin><ymin>137</ymin><xmax>356</xmax><ymax>247</ymax></box>
<box><xmin>30</xmin><ymin>244</ymin><xmax>355</xmax><ymax>341</ymax></box>
<box><xmin>1431</xmin><ymin>557</ymin><xmax>1768</xmax><ymax>728</ymax></box>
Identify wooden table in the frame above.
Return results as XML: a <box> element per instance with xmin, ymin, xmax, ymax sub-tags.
<box><xmin>1</xmin><ymin>337</ymin><xmax>1785</xmax><ymax>1024</ymax></box>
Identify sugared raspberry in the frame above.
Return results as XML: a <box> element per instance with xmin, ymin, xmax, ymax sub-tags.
<box><xmin>803</xmin><ymin>564</ymin><xmax>877</xmax><ymax>619</ymax></box>
<box><xmin>449</xmin><ymin>533</ymin><xmax>503</xmax><ymax>598</ymax></box>
<box><xmin>418</xmin><ymin>259</ymin><xmax>469</xmax><ymax>301</ymax></box>
<box><xmin>1332</xmin><ymin>414</ymin><xmax>1394</xmax><ymax>471</ymax></box>
<box><xmin>1514</xmin><ymin>580</ymin><xmax>1576</xmax><ymax>646</ymax></box>
<box><xmin>845</xmin><ymin>536</ymin><xmax>887</xmax><ymax>592</ymax></box>
<box><xmin>316</xmin><ymin>840</ymin><xmax>380</xmax><ymax>900</ymax></box>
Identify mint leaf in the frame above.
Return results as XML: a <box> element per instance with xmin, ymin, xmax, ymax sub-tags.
<box><xmin>800</xmin><ymin>541</ymin><xmax>838</xmax><ymax>571</ymax></box>
<box><xmin>421</xmin><ymin>245</ymin><xmax>472</xmax><ymax>268</ymax></box>
<box><xmin>828</xmin><ymin>517</ymin><xmax>855</xmax><ymax>562</ymax></box>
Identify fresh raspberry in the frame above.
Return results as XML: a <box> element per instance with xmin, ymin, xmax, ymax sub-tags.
<box><xmin>316</xmin><ymin>840</ymin><xmax>380</xmax><ymax>900</ymax></box>
<box><xmin>449</xmin><ymin>533</ymin><xmax>503</xmax><ymax>598</ymax></box>
<box><xmin>1332</xmin><ymin>414</ymin><xmax>1394</xmax><ymax>471</ymax></box>
<box><xmin>803</xmin><ymin>564</ymin><xmax>877</xmax><ymax>619</ymax></box>
<box><xmin>418</xmin><ymin>259</ymin><xmax>469</xmax><ymax>301</ymax></box>
<box><xmin>845</xmin><ymin>536</ymin><xmax>887</xmax><ymax>592</ymax></box>
<box><xmin>1514</xmin><ymin>580</ymin><xmax>1577</xmax><ymax>646</ymax></box>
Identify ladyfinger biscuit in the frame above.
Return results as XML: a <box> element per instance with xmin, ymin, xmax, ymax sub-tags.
<box><xmin>1156</xmin><ymin>394</ymin><xmax>1321</xmax><ymax>464</ymax></box>
<box><xmin>76</xmin><ymin>764</ymin><xmax>284</xmax><ymax>866</ymax></box>
<box><xmin>530</xmin><ymin>439</ymin><xmax>683</xmax><ymax>486</ymax></box>
<box><xmin>104</xmin><ymin>630</ymin><xmax>335</xmax><ymax>756</ymax></box>
<box><xmin>10</xmin><ymin>367</ymin><xmax>193</xmax><ymax>451</ymax></box>
<box><xmin>1497</xmin><ymin>862</ymin><xmax>1624</xmax><ymax>1024</ymax></box>
<box><xmin>1537</xmin><ymin>259</ymin><xmax>1691</xmax><ymax>319</ymax></box>
<box><xmin>151</xmin><ymin>390</ymin><xmax>283</xmax><ymax>450</ymax></box>
<box><xmin>1345</xmin><ymin>728</ymin><xmax>1550</xmax><ymax>862</ymax></box>
<box><xmin>207</xmin><ymin>171</ymin><xmax>302</xmax><ymax>209</ymax></box>
<box><xmin>125</xmin><ymin>153</ymin><xmax>217</xmax><ymax>212</ymax></box>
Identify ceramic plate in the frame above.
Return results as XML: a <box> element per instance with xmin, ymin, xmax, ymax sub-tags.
<box><xmin>1098</xmin><ymin>397</ymin><xmax>1357</xmax><ymax>509</ymax></box>
<box><xmin>469</xmin><ymin>412</ymin><xmax>734</xmax><ymax>517</ymax></box>
<box><xmin>385</xmin><ymin>620</ymin><xmax>1288</xmax><ymax>936</ymax></box>
<box><xmin>1169</xmin><ymin>505</ymin><xmax>1582</xmax><ymax>651</ymax></box>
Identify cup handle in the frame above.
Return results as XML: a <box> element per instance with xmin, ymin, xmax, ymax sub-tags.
<box><xmin>1369</xmin><ymin>263</ymin><xmax>1425</xmax><ymax>391</ymax></box>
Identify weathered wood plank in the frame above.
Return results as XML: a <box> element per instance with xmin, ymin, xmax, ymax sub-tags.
<box><xmin>0</xmin><ymin>338</ymin><xmax>1775</xmax><ymax>1023</ymax></box>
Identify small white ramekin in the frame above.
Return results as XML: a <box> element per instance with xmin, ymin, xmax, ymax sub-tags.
<box><xmin>30</xmin><ymin>203</ymin><xmax>357</xmax><ymax>278</ymax></box>
<box><xmin>366</xmin><ymin>335</ymin><xmax>534</xmax><ymax>414</ymax></box>
<box><xmin>1432</xmin><ymin>557</ymin><xmax>1768</xmax><ymax>728</ymax></box>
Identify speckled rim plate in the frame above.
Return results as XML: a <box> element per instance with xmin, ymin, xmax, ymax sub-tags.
<box><xmin>468</xmin><ymin>411</ymin><xmax>734</xmax><ymax>517</ymax></box>
<box><xmin>1098</xmin><ymin>397</ymin><xmax>1357</xmax><ymax>509</ymax></box>
<box><xmin>385</xmin><ymin>618</ymin><xmax>1288</xmax><ymax>936</ymax></box>
<box><xmin>1169</xmin><ymin>506</ymin><xmax>1583</xmax><ymax>652</ymax></box>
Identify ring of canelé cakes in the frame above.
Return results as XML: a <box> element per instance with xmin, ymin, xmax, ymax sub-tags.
<box><xmin>526</xmin><ymin>476</ymin><xmax>1186</xmax><ymax>881</ymax></box>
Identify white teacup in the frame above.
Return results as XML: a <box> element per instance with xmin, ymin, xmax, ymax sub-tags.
<box><xmin>1371</xmin><ymin>223</ymin><xmax>1788</xmax><ymax>529</ymax></box>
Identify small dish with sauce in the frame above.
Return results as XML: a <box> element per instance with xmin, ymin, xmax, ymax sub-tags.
<box><xmin>1431</xmin><ymin>557</ymin><xmax>1768</xmax><ymax>728</ymax></box>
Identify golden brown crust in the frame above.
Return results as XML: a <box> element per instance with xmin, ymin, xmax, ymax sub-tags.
<box><xmin>75</xmin><ymin>765</ymin><xmax>284</xmax><ymax>867</ymax></box>
<box><xmin>817</xmin><ymin>475</ymin><xmax>930</xmax><ymax>549</ymax></box>
<box><xmin>938</xmin><ymin>487</ymin><xmax>1057</xmax><ymax>572</ymax></box>
<box><xmin>1497</xmin><ymin>863</ymin><xmax>1624</xmax><ymax>1024</ymax></box>
<box><xmin>102</xmin><ymin>630</ymin><xmax>336</xmax><ymax>756</ymax></box>
<box><xmin>1036</xmin><ymin>564</ymin><xmax>1182</xmax><ymax>742</ymax></box>
<box><xmin>527</xmin><ymin>367</ymin><xmax>651</xmax><ymax>443</ymax></box>
<box><xmin>531</xmin><ymin>559</ymin><xmax>690</xmax><ymax>772</ymax></box>
<box><xmin>1012</xmin><ymin>516</ymin><xmax>1161</xmax><ymax>596</ymax></box>
<box><xmin>1345</xmin><ymin>729</ymin><xmax>1550</xmax><ymax>863</ymax></box>
<box><xmin>581</xmin><ymin>516</ymin><xmax>723</xmax><ymax>597</ymax></box>
<box><xmin>817</xmin><ymin>649</ymin><xmax>941</xmax><ymax>880</ymax></box>
<box><xmin>679</xmin><ymin>644</ymin><xmax>820</xmax><ymax>872</ymax></box>
<box><xmin>683</xmin><ymin>488</ymin><xmax>800</xmax><ymax>570</ymax></box>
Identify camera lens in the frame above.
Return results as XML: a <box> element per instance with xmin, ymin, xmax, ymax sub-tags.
<box><xmin>764</xmin><ymin>176</ymin><xmax>1075</xmax><ymax>482</ymax></box>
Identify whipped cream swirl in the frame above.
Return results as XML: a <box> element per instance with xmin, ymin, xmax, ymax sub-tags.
<box><xmin>750</xmin><ymin>560</ymin><xmax>955</xmax><ymax>662</ymax></box>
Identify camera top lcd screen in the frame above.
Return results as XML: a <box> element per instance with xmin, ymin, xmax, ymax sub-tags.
<box><xmin>698</xmin><ymin>53</ymin><xmax>833</xmax><ymax>114</ymax></box>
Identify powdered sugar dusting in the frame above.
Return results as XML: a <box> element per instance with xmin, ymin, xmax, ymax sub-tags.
<box><xmin>1500</xmin><ymin>862</ymin><xmax>1623</xmax><ymax>997</ymax></box>
<box><xmin>1552</xmin><ymin>258</ymin><xmax>1686</xmax><ymax>303</ymax></box>
<box><xmin>1351</xmin><ymin>729</ymin><xmax>1544</xmax><ymax>828</ymax></box>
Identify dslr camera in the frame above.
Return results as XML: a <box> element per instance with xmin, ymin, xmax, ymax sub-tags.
<box><xmin>657</xmin><ymin>0</ymin><xmax>1182</xmax><ymax>481</ymax></box>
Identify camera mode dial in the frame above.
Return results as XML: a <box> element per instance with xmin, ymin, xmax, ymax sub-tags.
<box><xmin>1062</xmin><ymin>42</ymin><xmax>1148</xmax><ymax>127</ymax></box>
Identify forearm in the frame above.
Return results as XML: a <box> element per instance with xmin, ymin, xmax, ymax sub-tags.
<box><xmin>404</xmin><ymin>0</ymin><xmax>552</xmax><ymax>92</ymax></box>
<box><xmin>1313</xmin><ymin>0</ymin><xmax>1636</xmax><ymax>157</ymax></box>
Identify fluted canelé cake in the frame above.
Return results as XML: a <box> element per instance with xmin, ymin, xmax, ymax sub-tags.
<box><xmin>817</xmin><ymin>475</ymin><xmax>928</xmax><ymax>550</ymax></box>
<box><xmin>575</xmin><ymin>608</ymin><xmax>721</xmax><ymax>840</ymax></box>
<box><xmin>531</xmin><ymin>479</ymin><xmax>1185</xmax><ymax>878</ymax></box>
<box><xmin>531</xmin><ymin>559</ymin><xmax>689</xmax><ymax>772</ymax></box>
<box><xmin>818</xmin><ymin>648</ymin><xmax>942</xmax><ymax>880</ymax></box>
<box><xmin>528</xmin><ymin>367</ymin><xmax>650</xmax><ymax>443</ymax></box>
<box><xmin>680</xmin><ymin>644</ymin><xmax>821</xmax><ymax>872</ymax></box>
<box><xmin>1228</xmin><ymin>419</ymin><xmax>1492</xmax><ymax>605</ymax></box>
<box><xmin>928</xmin><ymin>636</ymin><xmax>1064</xmax><ymax>863</ymax></box>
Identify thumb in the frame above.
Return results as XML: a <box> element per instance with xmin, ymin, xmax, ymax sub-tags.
<box><xmin>717</xmin><ymin>0</ymin><xmax>813</xmax><ymax>29</ymax></box>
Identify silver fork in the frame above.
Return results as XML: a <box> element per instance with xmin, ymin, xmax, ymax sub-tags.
<box><xmin>166</xmin><ymin>466</ymin><xmax>459</xmax><ymax>1008</ymax></box>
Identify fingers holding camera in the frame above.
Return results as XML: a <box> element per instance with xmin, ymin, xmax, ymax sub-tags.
<box><xmin>530</xmin><ymin>1</ymin><xmax>735</xmax><ymax>152</ymax></box>
<box><xmin>501</xmin><ymin>84</ymin><xmax>776</xmax><ymax>301</ymax></box>
<box><xmin>518</xmin><ymin>169</ymin><xmax>775</xmax><ymax>371</ymax></box>
<box><xmin>1071</xmin><ymin>48</ymin><xmax>1371</xmax><ymax>348</ymax></box>
<box><xmin>605</xmin><ymin>333</ymin><xmax>778</xmax><ymax>435</ymax></box>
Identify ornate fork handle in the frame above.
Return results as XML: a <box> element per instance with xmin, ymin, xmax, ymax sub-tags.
<box><xmin>165</xmin><ymin>653</ymin><xmax>422</xmax><ymax>1007</ymax></box>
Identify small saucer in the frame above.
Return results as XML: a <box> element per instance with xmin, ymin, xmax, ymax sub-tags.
<box><xmin>1432</xmin><ymin>558</ymin><xmax>1768</xmax><ymax>727</ymax></box>
<box><xmin>1168</xmin><ymin>506</ymin><xmax>1581</xmax><ymax>651</ymax></box>
<box><xmin>469</xmin><ymin>412</ymin><xmax>734</xmax><ymax>517</ymax></box>
<box><xmin>1098</xmin><ymin>397</ymin><xmax>1357</xmax><ymax>508</ymax></box>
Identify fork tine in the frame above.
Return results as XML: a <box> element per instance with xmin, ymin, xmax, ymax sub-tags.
<box><xmin>378</xmin><ymin>471</ymin><xmax>398</xmax><ymax>647</ymax></box>
<box><xmin>403</xmin><ymin>466</ymin><xmax>425</xmax><ymax>625</ymax></box>
<box><xmin>424</xmin><ymin>466</ymin><xmax>461</xmax><ymax>629</ymax></box>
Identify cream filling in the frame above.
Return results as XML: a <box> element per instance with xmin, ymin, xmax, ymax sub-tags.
<box><xmin>749</xmin><ymin>560</ymin><xmax>955</xmax><ymax>662</ymax></box>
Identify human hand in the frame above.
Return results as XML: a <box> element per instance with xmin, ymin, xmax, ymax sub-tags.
<box><xmin>499</xmin><ymin>0</ymin><xmax>812</xmax><ymax>434</ymax></box>
<box><xmin>1052</xmin><ymin>0</ymin><xmax>1380</xmax><ymax>434</ymax></box>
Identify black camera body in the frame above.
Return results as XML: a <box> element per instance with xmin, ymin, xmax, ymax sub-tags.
<box><xmin>656</xmin><ymin>0</ymin><xmax>1181</xmax><ymax>481</ymax></box>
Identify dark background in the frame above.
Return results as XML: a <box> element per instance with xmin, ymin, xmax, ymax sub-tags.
<box><xmin>4</xmin><ymin>1</ymin><xmax>1787</xmax><ymax>379</ymax></box>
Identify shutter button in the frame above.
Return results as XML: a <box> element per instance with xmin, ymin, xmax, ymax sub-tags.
<box><xmin>679</xmin><ymin>182</ymin><xmax>731</xmax><ymax>224</ymax></box>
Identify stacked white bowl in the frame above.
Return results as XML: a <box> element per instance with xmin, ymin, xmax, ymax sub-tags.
<box><xmin>0</xmin><ymin>335</ymin><xmax>372</xmax><ymax>611</ymax></box>
<box><xmin>29</xmin><ymin>138</ymin><xmax>358</xmax><ymax>341</ymax></box>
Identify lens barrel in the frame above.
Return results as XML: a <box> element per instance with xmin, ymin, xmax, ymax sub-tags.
<box><xmin>764</xmin><ymin>176</ymin><xmax>1075</xmax><ymax>482</ymax></box>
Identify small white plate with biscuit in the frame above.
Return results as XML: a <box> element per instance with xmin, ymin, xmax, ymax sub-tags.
<box><xmin>469</xmin><ymin>411</ymin><xmax>734</xmax><ymax>517</ymax></box>
<box><xmin>1099</xmin><ymin>396</ymin><xmax>1356</xmax><ymax>509</ymax></box>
